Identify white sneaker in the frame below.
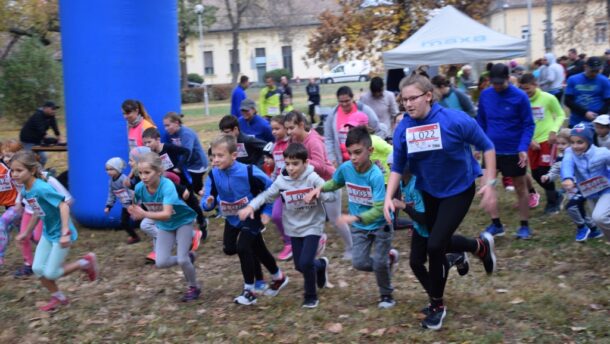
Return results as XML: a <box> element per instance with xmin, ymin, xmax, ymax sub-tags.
<box><xmin>234</xmin><ymin>290</ymin><xmax>257</xmax><ymax>305</ymax></box>
<box><xmin>342</xmin><ymin>250</ymin><xmax>353</xmax><ymax>261</ymax></box>
<box><xmin>378</xmin><ymin>295</ymin><xmax>396</xmax><ymax>309</ymax></box>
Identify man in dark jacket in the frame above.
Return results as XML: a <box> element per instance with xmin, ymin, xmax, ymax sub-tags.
<box><xmin>306</xmin><ymin>78</ymin><xmax>320</xmax><ymax>124</ymax></box>
<box><xmin>19</xmin><ymin>101</ymin><xmax>64</xmax><ymax>166</ymax></box>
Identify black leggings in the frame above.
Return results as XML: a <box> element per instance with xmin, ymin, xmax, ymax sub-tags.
<box><xmin>223</xmin><ymin>221</ymin><xmax>278</xmax><ymax>285</ymax></box>
<box><xmin>120</xmin><ymin>208</ymin><xmax>139</xmax><ymax>238</ymax></box>
<box><xmin>189</xmin><ymin>171</ymin><xmax>205</xmax><ymax>195</ymax></box>
<box><xmin>420</xmin><ymin>183</ymin><xmax>479</xmax><ymax>300</ymax></box>
<box><xmin>531</xmin><ymin>166</ymin><xmax>555</xmax><ymax>191</ymax></box>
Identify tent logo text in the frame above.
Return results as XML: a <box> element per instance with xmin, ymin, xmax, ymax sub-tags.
<box><xmin>421</xmin><ymin>35</ymin><xmax>486</xmax><ymax>47</ymax></box>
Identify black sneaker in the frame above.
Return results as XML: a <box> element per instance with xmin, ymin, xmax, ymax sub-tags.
<box><xmin>198</xmin><ymin>218</ymin><xmax>209</xmax><ymax>241</ymax></box>
<box><xmin>302</xmin><ymin>298</ymin><xmax>319</xmax><ymax>309</ymax></box>
<box><xmin>446</xmin><ymin>252</ymin><xmax>469</xmax><ymax>276</ymax></box>
<box><xmin>420</xmin><ymin>304</ymin><xmax>432</xmax><ymax>316</ymax></box>
<box><xmin>316</xmin><ymin>257</ymin><xmax>329</xmax><ymax>289</ymax></box>
<box><xmin>181</xmin><ymin>286</ymin><xmax>201</xmax><ymax>302</ymax></box>
<box><xmin>234</xmin><ymin>289</ymin><xmax>257</xmax><ymax>305</ymax></box>
<box><xmin>478</xmin><ymin>232</ymin><xmax>496</xmax><ymax>275</ymax></box>
<box><xmin>421</xmin><ymin>306</ymin><xmax>447</xmax><ymax>330</ymax></box>
<box><xmin>14</xmin><ymin>265</ymin><xmax>33</xmax><ymax>279</ymax></box>
<box><xmin>264</xmin><ymin>273</ymin><xmax>289</xmax><ymax>297</ymax></box>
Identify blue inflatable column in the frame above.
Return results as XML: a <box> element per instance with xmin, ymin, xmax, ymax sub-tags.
<box><xmin>59</xmin><ymin>1</ymin><xmax>180</xmax><ymax>228</ymax></box>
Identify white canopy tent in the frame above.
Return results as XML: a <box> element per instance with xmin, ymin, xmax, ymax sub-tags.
<box><xmin>382</xmin><ymin>5</ymin><xmax>528</xmax><ymax>69</ymax></box>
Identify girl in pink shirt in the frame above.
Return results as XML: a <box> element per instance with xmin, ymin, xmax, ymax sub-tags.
<box><xmin>270</xmin><ymin>115</ymin><xmax>293</xmax><ymax>260</ymax></box>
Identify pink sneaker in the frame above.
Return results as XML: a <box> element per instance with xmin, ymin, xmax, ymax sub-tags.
<box><xmin>82</xmin><ymin>252</ymin><xmax>98</xmax><ymax>281</ymax></box>
<box><xmin>528</xmin><ymin>192</ymin><xmax>540</xmax><ymax>208</ymax></box>
<box><xmin>316</xmin><ymin>233</ymin><xmax>328</xmax><ymax>257</ymax></box>
<box><xmin>39</xmin><ymin>296</ymin><xmax>69</xmax><ymax>312</ymax></box>
<box><xmin>278</xmin><ymin>244</ymin><xmax>293</xmax><ymax>261</ymax></box>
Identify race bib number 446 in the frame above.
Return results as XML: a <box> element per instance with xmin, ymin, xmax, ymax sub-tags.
<box><xmin>346</xmin><ymin>182</ymin><xmax>373</xmax><ymax>206</ymax></box>
<box><xmin>406</xmin><ymin>123</ymin><xmax>443</xmax><ymax>153</ymax></box>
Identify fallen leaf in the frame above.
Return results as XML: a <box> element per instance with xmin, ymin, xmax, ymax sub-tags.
<box><xmin>495</xmin><ymin>289</ymin><xmax>509</xmax><ymax>293</ymax></box>
<box><xmin>371</xmin><ymin>328</ymin><xmax>386</xmax><ymax>337</ymax></box>
<box><xmin>589</xmin><ymin>304</ymin><xmax>602</xmax><ymax>310</ymax></box>
<box><xmin>338</xmin><ymin>314</ymin><xmax>349</xmax><ymax>319</ymax></box>
<box><xmin>509</xmin><ymin>298</ymin><xmax>524</xmax><ymax>304</ymax></box>
<box><xmin>570</xmin><ymin>326</ymin><xmax>586</xmax><ymax>332</ymax></box>
<box><xmin>338</xmin><ymin>280</ymin><xmax>349</xmax><ymax>288</ymax></box>
<box><xmin>358</xmin><ymin>328</ymin><xmax>370</xmax><ymax>335</ymax></box>
<box><xmin>238</xmin><ymin>330</ymin><xmax>249</xmax><ymax>337</ymax></box>
<box><xmin>325</xmin><ymin>323</ymin><xmax>343</xmax><ymax>333</ymax></box>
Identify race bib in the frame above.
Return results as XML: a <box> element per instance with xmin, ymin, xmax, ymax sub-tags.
<box><xmin>541</xmin><ymin>154</ymin><xmax>552</xmax><ymax>164</ymax></box>
<box><xmin>346</xmin><ymin>182</ymin><xmax>373</xmax><ymax>206</ymax></box>
<box><xmin>0</xmin><ymin>173</ymin><xmax>13</xmax><ymax>192</ymax></box>
<box><xmin>338</xmin><ymin>128</ymin><xmax>349</xmax><ymax>145</ymax></box>
<box><xmin>171</xmin><ymin>137</ymin><xmax>182</xmax><ymax>146</ymax></box>
<box><xmin>113</xmin><ymin>189</ymin><xmax>132</xmax><ymax>205</ymax></box>
<box><xmin>26</xmin><ymin>198</ymin><xmax>46</xmax><ymax>217</ymax></box>
<box><xmin>282</xmin><ymin>187</ymin><xmax>314</xmax><ymax>210</ymax></box>
<box><xmin>159</xmin><ymin>153</ymin><xmax>174</xmax><ymax>170</ymax></box>
<box><xmin>532</xmin><ymin>106</ymin><xmax>545</xmax><ymax>121</ymax></box>
<box><xmin>406</xmin><ymin>123</ymin><xmax>443</xmax><ymax>153</ymax></box>
<box><xmin>143</xmin><ymin>202</ymin><xmax>164</xmax><ymax>212</ymax></box>
<box><xmin>220</xmin><ymin>197</ymin><xmax>249</xmax><ymax>216</ymax></box>
<box><xmin>578</xmin><ymin>176</ymin><xmax>609</xmax><ymax>198</ymax></box>
<box><xmin>236</xmin><ymin>143</ymin><xmax>249</xmax><ymax>158</ymax></box>
<box><xmin>267</xmin><ymin>106</ymin><xmax>280</xmax><ymax>115</ymax></box>
<box><xmin>273</xmin><ymin>151</ymin><xmax>285</xmax><ymax>170</ymax></box>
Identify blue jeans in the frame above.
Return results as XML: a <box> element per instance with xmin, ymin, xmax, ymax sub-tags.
<box><xmin>291</xmin><ymin>235</ymin><xmax>323</xmax><ymax>301</ymax></box>
<box><xmin>22</xmin><ymin>142</ymin><xmax>48</xmax><ymax>166</ymax></box>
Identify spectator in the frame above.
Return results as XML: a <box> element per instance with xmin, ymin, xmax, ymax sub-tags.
<box><xmin>279</xmin><ymin>75</ymin><xmax>292</xmax><ymax>112</ymax></box>
<box><xmin>431</xmin><ymin>75</ymin><xmax>476</xmax><ymax>117</ymax></box>
<box><xmin>456</xmin><ymin>65</ymin><xmax>475</xmax><ymax>91</ymax></box>
<box><xmin>565</xmin><ymin>57</ymin><xmax>610</xmax><ymax>127</ymax></box>
<box><xmin>538</xmin><ymin>53</ymin><xmax>565</xmax><ymax>100</ymax></box>
<box><xmin>567</xmin><ymin>48</ymin><xmax>585</xmax><ymax>78</ymax></box>
<box><xmin>259</xmin><ymin>76</ymin><xmax>282</xmax><ymax>119</ymax></box>
<box><xmin>19</xmin><ymin>101</ymin><xmax>64</xmax><ymax>166</ymax></box>
<box><xmin>602</xmin><ymin>49</ymin><xmax>610</xmax><ymax>77</ymax></box>
<box><xmin>238</xmin><ymin>99</ymin><xmax>275</xmax><ymax>143</ymax></box>
<box><xmin>360</xmin><ymin>77</ymin><xmax>400</xmax><ymax>138</ymax></box>
<box><xmin>230</xmin><ymin>75</ymin><xmax>249</xmax><ymax>118</ymax></box>
<box><xmin>306</xmin><ymin>78</ymin><xmax>320</xmax><ymax>124</ymax></box>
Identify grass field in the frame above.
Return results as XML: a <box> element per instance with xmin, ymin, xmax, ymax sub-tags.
<box><xmin>0</xmin><ymin>84</ymin><xmax>608</xmax><ymax>343</ymax></box>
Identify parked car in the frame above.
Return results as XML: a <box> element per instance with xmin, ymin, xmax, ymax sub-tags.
<box><xmin>321</xmin><ymin>60</ymin><xmax>371</xmax><ymax>84</ymax></box>
<box><xmin>188</xmin><ymin>81</ymin><xmax>202</xmax><ymax>88</ymax></box>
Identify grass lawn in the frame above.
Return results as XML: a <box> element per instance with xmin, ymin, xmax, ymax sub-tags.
<box><xmin>0</xmin><ymin>82</ymin><xmax>608</xmax><ymax>342</ymax></box>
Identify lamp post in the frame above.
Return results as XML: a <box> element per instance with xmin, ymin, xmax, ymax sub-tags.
<box><xmin>195</xmin><ymin>4</ymin><xmax>210</xmax><ymax>116</ymax></box>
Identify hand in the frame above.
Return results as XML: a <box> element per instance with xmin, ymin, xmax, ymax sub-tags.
<box><xmin>59</xmin><ymin>233</ymin><xmax>71</xmax><ymax>248</ymax></box>
<box><xmin>198</xmin><ymin>190</ymin><xmax>204</xmax><ymax>197</ymax></box>
<box><xmin>261</xmin><ymin>214</ymin><xmax>271</xmax><ymax>225</ymax></box>
<box><xmin>473</xmin><ymin>151</ymin><xmax>482</xmax><ymax>160</ymax></box>
<box><xmin>477</xmin><ymin>184</ymin><xmax>497</xmax><ymax>214</ymax></box>
<box><xmin>392</xmin><ymin>198</ymin><xmax>406</xmax><ymax>210</ymax></box>
<box><xmin>104</xmin><ymin>207</ymin><xmax>110</xmax><ymax>215</ymax></box>
<box><xmin>128</xmin><ymin>204</ymin><xmax>146</xmax><ymax>220</ymax></box>
<box><xmin>336</xmin><ymin>214</ymin><xmax>358</xmax><ymax>227</ymax></box>
<box><xmin>541</xmin><ymin>175</ymin><xmax>549</xmax><ymax>183</ymax></box>
<box><xmin>518</xmin><ymin>151</ymin><xmax>528</xmax><ymax>168</ymax></box>
<box><xmin>562</xmin><ymin>179</ymin><xmax>575</xmax><ymax>191</ymax></box>
<box><xmin>548</xmin><ymin>132</ymin><xmax>557</xmax><ymax>145</ymax></box>
<box><xmin>205</xmin><ymin>196</ymin><xmax>214</xmax><ymax>208</ymax></box>
<box><xmin>122</xmin><ymin>178</ymin><xmax>131</xmax><ymax>188</ymax></box>
<box><xmin>237</xmin><ymin>206</ymin><xmax>255</xmax><ymax>221</ymax></box>
<box><xmin>304</xmin><ymin>187</ymin><xmax>321</xmax><ymax>203</ymax></box>
<box><xmin>529</xmin><ymin>141</ymin><xmax>540</xmax><ymax>151</ymax></box>
<box><xmin>15</xmin><ymin>233</ymin><xmax>27</xmax><ymax>245</ymax></box>
<box><xmin>383</xmin><ymin>198</ymin><xmax>395</xmax><ymax>224</ymax></box>
<box><xmin>585</xmin><ymin>111</ymin><xmax>597</xmax><ymax>121</ymax></box>
<box><xmin>332</xmin><ymin>161</ymin><xmax>339</xmax><ymax>169</ymax></box>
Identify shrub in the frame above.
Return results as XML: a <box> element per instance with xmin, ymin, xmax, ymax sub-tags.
<box><xmin>211</xmin><ymin>84</ymin><xmax>232</xmax><ymax>101</ymax></box>
<box><xmin>181</xmin><ymin>87</ymin><xmax>204</xmax><ymax>104</ymax></box>
<box><xmin>264</xmin><ymin>68</ymin><xmax>292</xmax><ymax>83</ymax></box>
<box><xmin>187</xmin><ymin>73</ymin><xmax>203</xmax><ymax>84</ymax></box>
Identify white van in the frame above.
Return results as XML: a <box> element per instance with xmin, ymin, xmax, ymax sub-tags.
<box><xmin>321</xmin><ymin>60</ymin><xmax>371</xmax><ymax>84</ymax></box>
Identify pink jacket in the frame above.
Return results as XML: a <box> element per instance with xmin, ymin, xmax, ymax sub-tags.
<box><xmin>302</xmin><ymin>130</ymin><xmax>335</xmax><ymax>180</ymax></box>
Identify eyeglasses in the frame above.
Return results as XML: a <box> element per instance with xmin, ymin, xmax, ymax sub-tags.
<box><xmin>338</xmin><ymin>99</ymin><xmax>353</xmax><ymax>104</ymax></box>
<box><xmin>401</xmin><ymin>92</ymin><xmax>427</xmax><ymax>104</ymax></box>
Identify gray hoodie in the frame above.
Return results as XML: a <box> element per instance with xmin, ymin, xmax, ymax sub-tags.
<box><xmin>248</xmin><ymin>165</ymin><xmax>335</xmax><ymax>237</ymax></box>
<box><xmin>539</xmin><ymin>53</ymin><xmax>565</xmax><ymax>92</ymax></box>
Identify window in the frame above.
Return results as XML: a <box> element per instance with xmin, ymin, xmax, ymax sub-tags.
<box><xmin>332</xmin><ymin>65</ymin><xmax>344</xmax><ymax>73</ymax></box>
<box><xmin>255</xmin><ymin>48</ymin><xmax>266</xmax><ymax>58</ymax></box>
<box><xmin>282</xmin><ymin>46</ymin><xmax>293</xmax><ymax>75</ymax></box>
<box><xmin>595</xmin><ymin>22</ymin><xmax>607</xmax><ymax>44</ymax></box>
<box><xmin>521</xmin><ymin>25</ymin><xmax>530</xmax><ymax>40</ymax></box>
<box><xmin>255</xmin><ymin>48</ymin><xmax>267</xmax><ymax>82</ymax></box>
<box><xmin>203</xmin><ymin>51</ymin><xmax>214</xmax><ymax>75</ymax></box>
<box><xmin>229</xmin><ymin>49</ymin><xmax>240</xmax><ymax>74</ymax></box>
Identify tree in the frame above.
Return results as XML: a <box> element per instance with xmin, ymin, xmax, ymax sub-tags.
<box><xmin>224</xmin><ymin>0</ymin><xmax>256</xmax><ymax>84</ymax></box>
<box><xmin>554</xmin><ymin>0</ymin><xmax>607</xmax><ymax>49</ymax></box>
<box><xmin>178</xmin><ymin>0</ymin><xmax>217</xmax><ymax>89</ymax></box>
<box><xmin>306</xmin><ymin>0</ymin><xmax>491</xmax><ymax>68</ymax></box>
<box><xmin>0</xmin><ymin>37</ymin><xmax>62</xmax><ymax>123</ymax></box>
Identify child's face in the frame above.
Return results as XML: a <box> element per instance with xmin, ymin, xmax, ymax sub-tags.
<box><xmin>137</xmin><ymin>162</ymin><xmax>162</xmax><ymax>186</ymax></box>
<box><xmin>123</xmin><ymin>109</ymin><xmax>138</xmax><ymax>123</ymax></box>
<box><xmin>128</xmin><ymin>157</ymin><xmax>136</xmax><ymax>168</ymax></box>
<box><xmin>283</xmin><ymin>96</ymin><xmax>292</xmax><ymax>106</ymax></box>
<box><xmin>10</xmin><ymin>161</ymin><xmax>33</xmax><ymax>184</ymax></box>
<box><xmin>570</xmin><ymin>136</ymin><xmax>589</xmax><ymax>155</ymax></box>
<box><xmin>284</xmin><ymin>157</ymin><xmax>307</xmax><ymax>179</ymax></box>
<box><xmin>347</xmin><ymin>142</ymin><xmax>373</xmax><ymax>169</ymax></box>
<box><xmin>105</xmin><ymin>166</ymin><xmax>120</xmax><ymax>178</ymax></box>
<box><xmin>211</xmin><ymin>144</ymin><xmax>237</xmax><ymax>170</ymax></box>
<box><xmin>285</xmin><ymin>120</ymin><xmax>306</xmax><ymax>141</ymax></box>
<box><xmin>163</xmin><ymin>119</ymin><xmax>180</xmax><ymax>135</ymax></box>
<box><xmin>271</xmin><ymin>121</ymin><xmax>287</xmax><ymax>140</ymax></box>
<box><xmin>142</xmin><ymin>137</ymin><xmax>161</xmax><ymax>152</ymax></box>
<box><xmin>556</xmin><ymin>137</ymin><xmax>570</xmax><ymax>153</ymax></box>
<box><xmin>594</xmin><ymin>123</ymin><xmax>610</xmax><ymax>137</ymax></box>
<box><xmin>2</xmin><ymin>149</ymin><xmax>15</xmax><ymax>161</ymax></box>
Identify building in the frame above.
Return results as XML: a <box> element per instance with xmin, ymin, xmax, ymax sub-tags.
<box><xmin>486</xmin><ymin>0</ymin><xmax>608</xmax><ymax>65</ymax></box>
<box><xmin>185</xmin><ymin>0</ymin><xmax>340</xmax><ymax>85</ymax></box>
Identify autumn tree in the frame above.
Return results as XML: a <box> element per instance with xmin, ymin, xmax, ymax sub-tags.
<box><xmin>554</xmin><ymin>0</ymin><xmax>608</xmax><ymax>50</ymax></box>
<box><xmin>306</xmin><ymin>0</ymin><xmax>491</xmax><ymax>67</ymax></box>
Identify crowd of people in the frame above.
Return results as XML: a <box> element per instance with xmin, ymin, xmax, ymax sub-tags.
<box><xmin>0</xmin><ymin>46</ymin><xmax>609</xmax><ymax>331</ymax></box>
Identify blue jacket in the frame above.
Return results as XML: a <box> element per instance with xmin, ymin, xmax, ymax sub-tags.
<box><xmin>201</xmin><ymin>162</ymin><xmax>273</xmax><ymax>227</ymax></box>
<box><xmin>477</xmin><ymin>84</ymin><xmax>535</xmax><ymax>154</ymax></box>
<box><xmin>163</xmin><ymin>126</ymin><xmax>208</xmax><ymax>171</ymax></box>
<box><xmin>392</xmin><ymin>103</ymin><xmax>494</xmax><ymax>198</ymax></box>
<box><xmin>561</xmin><ymin>145</ymin><xmax>610</xmax><ymax>199</ymax></box>
<box><xmin>231</xmin><ymin>85</ymin><xmax>247</xmax><ymax>118</ymax></box>
<box><xmin>238</xmin><ymin>115</ymin><xmax>275</xmax><ymax>143</ymax></box>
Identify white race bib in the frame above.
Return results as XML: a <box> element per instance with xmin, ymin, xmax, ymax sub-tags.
<box><xmin>26</xmin><ymin>198</ymin><xmax>46</xmax><ymax>217</ymax></box>
<box><xmin>338</xmin><ymin>128</ymin><xmax>349</xmax><ymax>145</ymax></box>
<box><xmin>282</xmin><ymin>187</ymin><xmax>314</xmax><ymax>210</ymax></box>
<box><xmin>0</xmin><ymin>173</ymin><xmax>13</xmax><ymax>192</ymax></box>
<box><xmin>160</xmin><ymin>153</ymin><xmax>175</xmax><ymax>170</ymax></box>
<box><xmin>273</xmin><ymin>151</ymin><xmax>285</xmax><ymax>170</ymax></box>
<box><xmin>578</xmin><ymin>176</ymin><xmax>609</xmax><ymax>198</ymax></box>
<box><xmin>143</xmin><ymin>202</ymin><xmax>164</xmax><ymax>212</ymax></box>
<box><xmin>113</xmin><ymin>189</ymin><xmax>132</xmax><ymax>205</ymax></box>
<box><xmin>346</xmin><ymin>182</ymin><xmax>373</xmax><ymax>206</ymax></box>
<box><xmin>236</xmin><ymin>143</ymin><xmax>249</xmax><ymax>158</ymax></box>
<box><xmin>532</xmin><ymin>106</ymin><xmax>545</xmax><ymax>121</ymax></box>
<box><xmin>267</xmin><ymin>106</ymin><xmax>280</xmax><ymax>115</ymax></box>
<box><xmin>406</xmin><ymin>123</ymin><xmax>443</xmax><ymax>153</ymax></box>
<box><xmin>220</xmin><ymin>197</ymin><xmax>249</xmax><ymax>216</ymax></box>
<box><xmin>171</xmin><ymin>137</ymin><xmax>182</xmax><ymax>146</ymax></box>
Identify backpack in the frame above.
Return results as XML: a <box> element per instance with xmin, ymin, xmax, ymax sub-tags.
<box><xmin>207</xmin><ymin>164</ymin><xmax>265</xmax><ymax>199</ymax></box>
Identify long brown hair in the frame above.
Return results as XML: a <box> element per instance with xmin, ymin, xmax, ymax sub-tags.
<box><xmin>122</xmin><ymin>99</ymin><xmax>154</xmax><ymax>123</ymax></box>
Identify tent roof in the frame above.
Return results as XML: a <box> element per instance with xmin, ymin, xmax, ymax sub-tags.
<box><xmin>382</xmin><ymin>5</ymin><xmax>527</xmax><ymax>69</ymax></box>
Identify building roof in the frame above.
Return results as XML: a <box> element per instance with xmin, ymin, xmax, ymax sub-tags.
<box><xmin>487</xmin><ymin>0</ymin><xmax>578</xmax><ymax>15</ymax></box>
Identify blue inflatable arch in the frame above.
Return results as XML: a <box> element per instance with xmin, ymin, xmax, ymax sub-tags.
<box><xmin>59</xmin><ymin>0</ymin><xmax>180</xmax><ymax>227</ymax></box>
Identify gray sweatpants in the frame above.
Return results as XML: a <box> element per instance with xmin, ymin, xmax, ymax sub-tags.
<box><xmin>351</xmin><ymin>225</ymin><xmax>394</xmax><ymax>296</ymax></box>
<box><xmin>591</xmin><ymin>193</ymin><xmax>610</xmax><ymax>241</ymax></box>
<box><xmin>155</xmin><ymin>223</ymin><xmax>199</xmax><ymax>288</ymax></box>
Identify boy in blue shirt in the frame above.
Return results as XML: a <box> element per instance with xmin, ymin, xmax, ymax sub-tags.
<box><xmin>202</xmin><ymin>134</ymin><xmax>288</xmax><ymax>305</ymax></box>
<box><xmin>306</xmin><ymin>126</ymin><xmax>398</xmax><ymax>309</ymax></box>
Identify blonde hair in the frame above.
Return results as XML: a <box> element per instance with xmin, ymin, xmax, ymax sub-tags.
<box><xmin>137</xmin><ymin>152</ymin><xmax>163</xmax><ymax>173</ymax></box>
<box><xmin>164</xmin><ymin>111</ymin><xmax>184</xmax><ymax>125</ymax></box>
<box><xmin>557</xmin><ymin>128</ymin><xmax>571</xmax><ymax>142</ymax></box>
<box><xmin>211</xmin><ymin>134</ymin><xmax>237</xmax><ymax>154</ymax></box>
<box><xmin>10</xmin><ymin>150</ymin><xmax>45</xmax><ymax>179</ymax></box>
<box><xmin>2</xmin><ymin>139</ymin><xmax>23</xmax><ymax>153</ymax></box>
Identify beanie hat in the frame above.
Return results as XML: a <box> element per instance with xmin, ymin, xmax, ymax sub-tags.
<box><xmin>570</xmin><ymin>122</ymin><xmax>594</xmax><ymax>145</ymax></box>
<box><xmin>106</xmin><ymin>157</ymin><xmax>125</xmax><ymax>173</ymax></box>
<box><xmin>129</xmin><ymin>146</ymin><xmax>152</xmax><ymax>162</ymax></box>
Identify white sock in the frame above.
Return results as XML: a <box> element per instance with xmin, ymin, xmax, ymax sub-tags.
<box><xmin>272</xmin><ymin>270</ymin><xmax>283</xmax><ymax>280</ymax></box>
<box><xmin>78</xmin><ymin>259</ymin><xmax>89</xmax><ymax>268</ymax></box>
<box><xmin>52</xmin><ymin>291</ymin><xmax>66</xmax><ymax>301</ymax></box>
<box><xmin>244</xmin><ymin>283</ymin><xmax>255</xmax><ymax>291</ymax></box>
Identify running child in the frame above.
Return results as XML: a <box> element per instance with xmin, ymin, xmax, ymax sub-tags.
<box><xmin>12</xmin><ymin>150</ymin><xmax>97</xmax><ymax>312</ymax></box>
<box><xmin>202</xmin><ymin>134</ymin><xmax>288</xmax><ymax>305</ymax></box>
<box><xmin>104</xmin><ymin>157</ymin><xmax>141</xmax><ymax>244</ymax></box>
<box><xmin>219</xmin><ymin>115</ymin><xmax>267</xmax><ymax>168</ymax></box>
<box><xmin>0</xmin><ymin>139</ymin><xmax>22</xmax><ymax>268</ymax></box>
<box><xmin>238</xmin><ymin>143</ymin><xmax>334</xmax><ymax>308</ymax></box>
<box><xmin>128</xmin><ymin>152</ymin><xmax>201</xmax><ymax>301</ymax></box>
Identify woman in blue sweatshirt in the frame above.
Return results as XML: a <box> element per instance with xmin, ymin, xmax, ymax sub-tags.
<box><xmin>384</xmin><ymin>74</ymin><xmax>498</xmax><ymax>331</ymax></box>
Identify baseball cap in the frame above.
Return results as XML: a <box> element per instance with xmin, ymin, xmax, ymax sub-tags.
<box><xmin>586</xmin><ymin>56</ymin><xmax>603</xmax><ymax>69</ymax></box>
<box><xmin>240</xmin><ymin>99</ymin><xmax>256</xmax><ymax>111</ymax></box>
<box><xmin>344</xmin><ymin>112</ymin><xmax>369</xmax><ymax>128</ymax></box>
<box><xmin>593</xmin><ymin>114</ymin><xmax>610</xmax><ymax>126</ymax></box>
<box><xmin>489</xmin><ymin>63</ymin><xmax>509</xmax><ymax>84</ymax></box>
<box><xmin>605</xmin><ymin>49</ymin><xmax>610</xmax><ymax>55</ymax></box>
<box><xmin>42</xmin><ymin>101</ymin><xmax>60</xmax><ymax>109</ymax></box>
